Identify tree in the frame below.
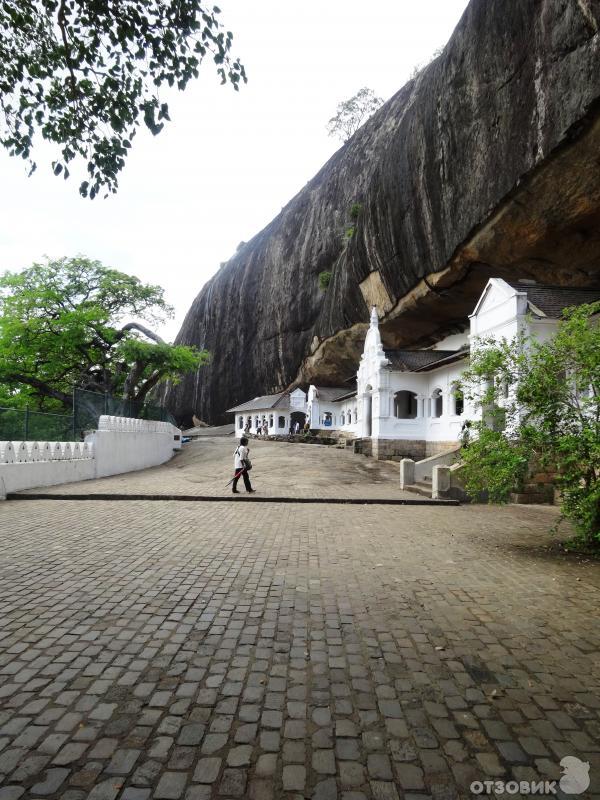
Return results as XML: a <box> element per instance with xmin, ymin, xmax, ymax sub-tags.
<box><xmin>327</xmin><ymin>87</ymin><xmax>383</xmax><ymax>143</ymax></box>
<box><xmin>460</xmin><ymin>303</ymin><xmax>600</xmax><ymax>547</ymax></box>
<box><xmin>0</xmin><ymin>1</ymin><xmax>246</xmax><ymax>198</ymax></box>
<box><xmin>0</xmin><ymin>256</ymin><xmax>209</xmax><ymax>408</ymax></box>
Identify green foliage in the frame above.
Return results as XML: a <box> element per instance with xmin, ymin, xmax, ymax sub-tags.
<box><xmin>349</xmin><ymin>203</ymin><xmax>362</xmax><ymax>220</ymax></box>
<box><xmin>318</xmin><ymin>271</ymin><xmax>332</xmax><ymax>291</ymax></box>
<box><xmin>344</xmin><ymin>226</ymin><xmax>355</xmax><ymax>240</ymax></box>
<box><xmin>0</xmin><ymin>1</ymin><xmax>246</xmax><ymax>197</ymax></box>
<box><xmin>461</xmin><ymin>303</ymin><xmax>600</xmax><ymax>547</ymax></box>
<box><xmin>0</xmin><ymin>256</ymin><xmax>208</xmax><ymax>408</ymax></box>
<box><xmin>327</xmin><ymin>87</ymin><xmax>383</xmax><ymax>143</ymax></box>
<box><xmin>459</xmin><ymin>426</ymin><xmax>529</xmax><ymax>503</ymax></box>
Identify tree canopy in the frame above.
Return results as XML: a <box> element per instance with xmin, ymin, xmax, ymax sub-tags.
<box><xmin>327</xmin><ymin>87</ymin><xmax>383</xmax><ymax>143</ymax></box>
<box><xmin>0</xmin><ymin>256</ymin><xmax>208</xmax><ymax>409</ymax></box>
<box><xmin>0</xmin><ymin>1</ymin><xmax>246</xmax><ymax>198</ymax></box>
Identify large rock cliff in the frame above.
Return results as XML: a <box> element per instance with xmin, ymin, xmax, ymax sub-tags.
<box><xmin>164</xmin><ymin>0</ymin><xmax>600</xmax><ymax>425</ymax></box>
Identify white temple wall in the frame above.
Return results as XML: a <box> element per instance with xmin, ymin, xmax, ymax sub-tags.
<box><xmin>235</xmin><ymin>410</ymin><xmax>291</xmax><ymax>437</ymax></box>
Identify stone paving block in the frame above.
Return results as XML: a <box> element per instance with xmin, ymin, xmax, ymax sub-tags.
<box><xmin>177</xmin><ymin>723</ymin><xmax>205</xmax><ymax>746</ymax></box>
<box><xmin>154</xmin><ymin>771</ymin><xmax>188</xmax><ymax>799</ymax></box>
<box><xmin>0</xmin><ymin>789</ymin><xmax>25</xmax><ymax>800</ymax></box>
<box><xmin>339</xmin><ymin>761</ymin><xmax>365</xmax><ymax>787</ymax></box>
<box><xmin>219</xmin><ymin>767</ymin><xmax>247</xmax><ymax>796</ymax></box>
<box><xmin>185</xmin><ymin>788</ymin><xmax>211</xmax><ymax>800</ymax></box>
<box><xmin>86</xmin><ymin>779</ymin><xmax>124</xmax><ymax>800</ymax></box>
<box><xmin>52</xmin><ymin>742</ymin><xmax>88</xmax><ymax>765</ymax></box>
<box><xmin>193</xmin><ymin>757</ymin><xmax>221</xmax><ymax>783</ymax></box>
<box><xmin>226</xmin><ymin>744</ymin><xmax>252</xmax><ymax>766</ymax></box>
<box><xmin>121</xmin><ymin>790</ymin><xmax>151</xmax><ymax>800</ymax></box>
<box><xmin>200</xmin><ymin>733</ymin><xmax>227</xmax><ymax>755</ymax></box>
<box><xmin>131</xmin><ymin>759</ymin><xmax>162</xmax><ymax>786</ymax></box>
<box><xmin>313</xmin><ymin>749</ymin><xmax>336</xmax><ymax>774</ymax></box>
<box><xmin>370</xmin><ymin>782</ymin><xmax>401</xmax><ymax>800</ymax></box>
<box><xmin>395</xmin><ymin>763</ymin><xmax>425</xmax><ymax>790</ymax></box>
<box><xmin>367</xmin><ymin>753</ymin><xmax>393</xmax><ymax>780</ymax></box>
<box><xmin>10</xmin><ymin>752</ymin><xmax>50</xmax><ymax>782</ymax></box>
<box><xmin>30</xmin><ymin>767</ymin><xmax>70</xmax><ymax>795</ymax></box>
<box><xmin>105</xmin><ymin>748</ymin><xmax>141</xmax><ymax>775</ymax></box>
<box><xmin>313</xmin><ymin>777</ymin><xmax>337</xmax><ymax>800</ymax></box>
<box><xmin>283</xmin><ymin>764</ymin><xmax>306</xmax><ymax>791</ymax></box>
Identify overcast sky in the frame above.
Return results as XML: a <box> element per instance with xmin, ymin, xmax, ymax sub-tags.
<box><xmin>0</xmin><ymin>0</ymin><xmax>469</xmax><ymax>341</ymax></box>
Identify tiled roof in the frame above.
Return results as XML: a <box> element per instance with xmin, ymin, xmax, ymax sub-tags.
<box><xmin>383</xmin><ymin>349</ymin><xmax>460</xmax><ymax>372</ymax></box>
<box><xmin>333</xmin><ymin>390</ymin><xmax>357</xmax><ymax>402</ymax></box>
<box><xmin>227</xmin><ymin>393</ymin><xmax>289</xmax><ymax>413</ymax></box>
<box><xmin>510</xmin><ymin>284</ymin><xmax>600</xmax><ymax>317</ymax></box>
<box><xmin>312</xmin><ymin>386</ymin><xmax>351</xmax><ymax>402</ymax></box>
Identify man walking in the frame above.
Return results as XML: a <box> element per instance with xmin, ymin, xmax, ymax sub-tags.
<box><xmin>232</xmin><ymin>437</ymin><xmax>255</xmax><ymax>494</ymax></box>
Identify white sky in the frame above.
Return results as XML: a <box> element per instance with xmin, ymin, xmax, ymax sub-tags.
<box><xmin>0</xmin><ymin>0</ymin><xmax>469</xmax><ymax>341</ymax></box>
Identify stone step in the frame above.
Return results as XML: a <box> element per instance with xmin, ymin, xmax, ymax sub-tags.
<box><xmin>510</xmin><ymin>491</ymin><xmax>554</xmax><ymax>505</ymax></box>
<box><xmin>522</xmin><ymin>483</ymin><xmax>554</xmax><ymax>495</ymax></box>
<box><xmin>528</xmin><ymin>472</ymin><xmax>556</xmax><ymax>484</ymax></box>
<box><xmin>403</xmin><ymin>483</ymin><xmax>433</xmax><ymax>499</ymax></box>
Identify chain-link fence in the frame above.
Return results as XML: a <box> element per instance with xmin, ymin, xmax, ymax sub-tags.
<box><xmin>0</xmin><ymin>407</ymin><xmax>75</xmax><ymax>442</ymax></box>
<box><xmin>1</xmin><ymin>389</ymin><xmax>177</xmax><ymax>442</ymax></box>
<box><xmin>73</xmin><ymin>388</ymin><xmax>176</xmax><ymax>436</ymax></box>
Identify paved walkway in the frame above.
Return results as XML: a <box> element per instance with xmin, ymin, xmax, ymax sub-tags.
<box><xmin>1</xmin><ymin>439</ymin><xmax>599</xmax><ymax>800</ymax></box>
<box><xmin>19</xmin><ymin>437</ymin><xmax>420</xmax><ymax>501</ymax></box>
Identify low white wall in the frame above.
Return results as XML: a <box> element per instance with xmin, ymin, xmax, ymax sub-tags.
<box><xmin>0</xmin><ymin>416</ymin><xmax>181</xmax><ymax>498</ymax></box>
<box><xmin>93</xmin><ymin>416</ymin><xmax>181</xmax><ymax>477</ymax></box>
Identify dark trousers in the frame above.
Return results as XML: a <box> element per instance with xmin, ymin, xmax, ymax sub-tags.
<box><xmin>232</xmin><ymin>467</ymin><xmax>252</xmax><ymax>492</ymax></box>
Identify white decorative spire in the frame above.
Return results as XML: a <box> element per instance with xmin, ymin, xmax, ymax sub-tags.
<box><xmin>370</xmin><ymin>306</ymin><xmax>379</xmax><ymax>328</ymax></box>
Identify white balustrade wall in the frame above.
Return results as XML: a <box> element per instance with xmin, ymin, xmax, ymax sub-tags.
<box><xmin>0</xmin><ymin>416</ymin><xmax>181</xmax><ymax>498</ymax></box>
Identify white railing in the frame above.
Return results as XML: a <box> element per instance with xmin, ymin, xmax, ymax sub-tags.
<box><xmin>98</xmin><ymin>416</ymin><xmax>174</xmax><ymax>434</ymax></box>
<box><xmin>0</xmin><ymin>440</ymin><xmax>93</xmax><ymax>464</ymax></box>
<box><xmin>414</xmin><ymin>447</ymin><xmax>461</xmax><ymax>482</ymax></box>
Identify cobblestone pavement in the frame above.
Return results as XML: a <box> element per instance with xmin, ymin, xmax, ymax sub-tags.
<box><xmin>18</xmin><ymin>437</ymin><xmax>417</xmax><ymax>500</ymax></box>
<box><xmin>2</xmin><ymin>442</ymin><xmax>600</xmax><ymax>799</ymax></box>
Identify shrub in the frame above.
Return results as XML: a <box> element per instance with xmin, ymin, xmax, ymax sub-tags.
<box><xmin>318</xmin><ymin>271</ymin><xmax>332</xmax><ymax>291</ymax></box>
<box><xmin>460</xmin><ymin>425</ymin><xmax>529</xmax><ymax>503</ymax></box>
<box><xmin>461</xmin><ymin>301</ymin><xmax>600</xmax><ymax>548</ymax></box>
<box><xmin>349</xmin><ymin>203</ymin><xmax>362</xmax><ymax>220</ymax></box>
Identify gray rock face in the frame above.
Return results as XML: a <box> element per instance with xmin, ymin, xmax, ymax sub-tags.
<box><xmin>164</xmin><ymin>0</ymin><xmax>600</xmax><ymax>425</ymax></box>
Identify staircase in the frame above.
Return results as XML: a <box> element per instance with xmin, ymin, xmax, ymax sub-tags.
<box><xmin>402</xmin><ymin>475</ymin><xmax>433</xmax><ymax>499</ymax></box>
<box><xmin>510</xmin><ymin>470</ymin><xmax>556</xmax><ymax>504</ymax></box>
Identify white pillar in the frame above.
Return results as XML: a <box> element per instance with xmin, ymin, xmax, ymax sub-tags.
<box><xmin>432</xmin><ymin>465</ymin><xmax>451</xmax><ymax>499</ymax></box>
<box><xmin>400</xmin><ymin>459</ymin><xmax>415</xmax><ymax>489</ymax></box>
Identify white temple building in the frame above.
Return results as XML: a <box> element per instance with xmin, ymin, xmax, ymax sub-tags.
<box><xmin>228</xmin><ymin>279</ymin><xmax>600</xmax><ymax>459</ymax></box>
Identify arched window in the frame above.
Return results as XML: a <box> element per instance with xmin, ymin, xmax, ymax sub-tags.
<box><xmin>238</xmin><ymin>416</ymin><xmax>244</xmax><ymax>429</ymax></box>
<box><xmin>347</xmin><ymin>410</ymin><xmax>352</xmax><ymax>424</ymax></box>
<box><xmin>323</xmin><ymin>411</ymin><xmax>333</xmax><ymax>427</ymax></box>
<box><xmin>278</xmin><ymin>416</ymin><xmax>285</xmax><ymax>429</ymax></box>
<box><xmin>341</xmin><ymin>412</ymin><xmax>345</xmax><ymax>426</ymax></box>
<box><xmin>452</xmin><ymin>383</ymin><xmax>464</xmax><ymax>416</ymax></box>
<box><xmin>269</xmin><ymin>414</ymin><xmax>274</xmax><ymax>427</ymax></box>
<box><xmin>431</xmin><ymin>388</ymin><xmax>443</xmax><ymax>418</ymax></box>
<box><xmin>394</xmin><ymin>390</ymin><xmax>418</xmax><ymax>419</ymax></box>
<box><xmin>255</xmin><ymin>415</ymin><xmax>260</xmax><ymax>428</ymax></box>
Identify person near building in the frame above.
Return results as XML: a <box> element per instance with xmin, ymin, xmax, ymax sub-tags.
<box><xmin>232</xmin><ymin>437</ymin><xmax>255</xmax><ymax>493</ymax></box>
